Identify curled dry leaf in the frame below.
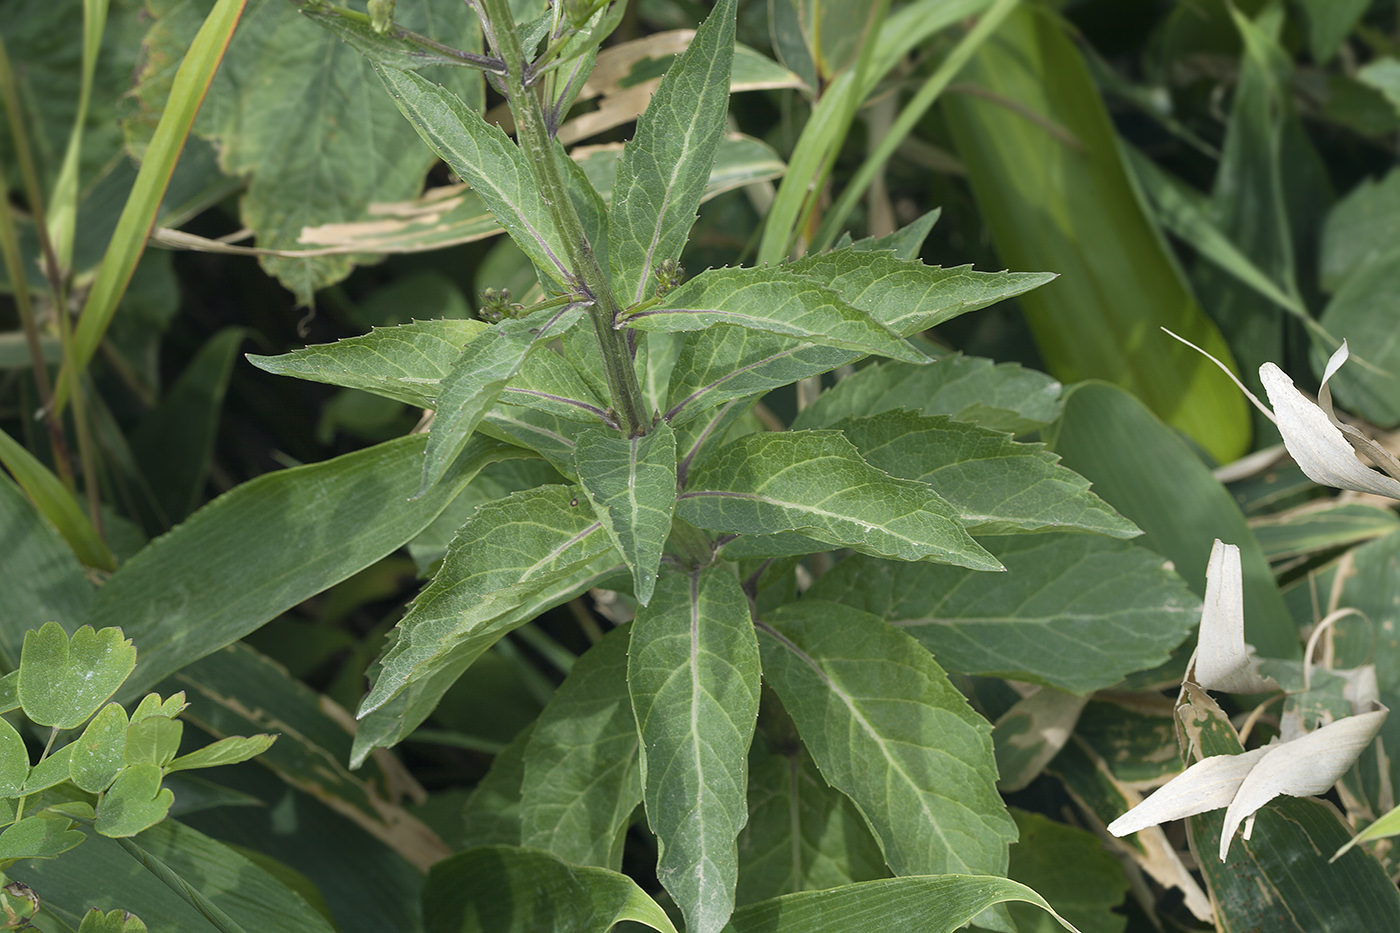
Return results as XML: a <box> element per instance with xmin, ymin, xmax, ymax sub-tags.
<box><xmin>1189</xmin><ymin>539</ymin><xmax>1274</xmax><ymax>694</ymax></box>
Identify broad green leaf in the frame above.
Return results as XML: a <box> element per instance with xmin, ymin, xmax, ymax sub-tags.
<box><xmin>785</xmin><ymin>250</ymin><xmax>1054</xmax><ymax>338</ymax></box>
<box><xmin>79</xmin><ymin>907</ymin><xmax>149</xmax><ymax>933</ymax></box>
<box><xmin>737</xmin><ymin>744</ymin><xmax>888</xmax><ymax>906</ymax></box>
<box><xmin>808</xmin><ymin>535</ymin><xmax>1199</xmax><ymax>693</ymax></box>
<box><xmin>0</xmin><ymin>671</ymin><xmax>15</xmax><ymax>713</ymax></box>
<box><xmin>794</xmin><ymin>354</ymin><xmax>1063</xmax><ymax>436</ymax></box>
<box><xmin>248</xmin><ymin>319</ymin><xmax>488</xmax><ymax>408</ymax></box>
<box><xmin>352</xmin><ymin>556</ymin><xmax>625</xmax><ymax>767</ymax></box>
<box><xmin>678</xmin><ymin>432</ymin><xmax>1000</xmax><ymax>571</ymax></box>
<box><xmin>1319</xmin><ymin>255</ymin><xmax>1400</xmax><ymax>427</ymax></box>
<box><xmin>69</xmin><ymin>703</ymin><xmax>130</xmax><ymax>793</ymax></box>
<box><xmin>11</xmin><ymin>817</ymin><xmax>339</xmax><ymax>933</ymax></box>
<box><xmin>19</xmin><ymin>623</ymin><xmax>136</xmax><ymax>730</ymax></box>
<box><xmin>164</xmin><ymin>735</ymin><xmax>277</xmax><ymax>774</ymax></box>
<box><xmin>0</xmin><ymin>428</ymin><xmax>114</xmax><ymax>571</ymax></box>
<box><xmin>419</xmin><ymin>302</ymin><xmax>587</xmax><ymax>496</ymax></box>
<box><xmin>0</xmin><ymin>474</ymin><xmax>94</xmax><ymax>667</ymax></box>
<box><xmin>628</xmin><ymin>566</ymin><xmax>760</xmax><ymax>933</ymax></box>
<box><xmin>1321</xmin><ymin>169</ymin><xmax>1400</xmax><ymax>292</ymax></box>
<box><xmin>520</xmin><ymin>624</ymin><xmax>639</xmax><ymax>870</ymax></box>
<box><xmin>831</xmin><ymin>410</ymin><xmax>1137</xmax><ymax>537</ymax></box>
<box><xmin>0</xmin><ymin>814</ymin><xmax>85</xmax><ymax>862</ymax></box>
<box><xmin>167</xmin><ymin>642</ymin><xmax>449</xmax><ymax>871</ymax></box>
<box><xmin>608</xmin><ymin>0</ymin><xmax>736</xmax><ymax>306</ymax></box>
<box><xmin>376</xmin><ymin>66</ymin><xmax>571</xmax><ymax>287</ymax></box>
<box><xmin>462</xmin><ymin>724</ymin><xmax>533</xmax><ymax>848</ymax></box>
<box><xmin>1046</xmin><ymin>382</ymin><xmax>1297</xmax><ymax>660</ymax></box>
<box><xmin>0</xmin><ymin>717</ymin><xmax>28</xmax><ymax>797</ymax></box>
<box><xmin>423</xmin><ymin>845</ymin><xmax>677</xmax><ymax>933</ymax></box>
<box><xmin>96</xmin><ymin>434</ymin><xmax>521</xmax><ymax>701</ymax></box>
<box><xmin>727</xmin><ymin>874</ymin><xmax>1078</xmax><ymax>933</ymax></box>
<box><xmin>575</xmin><ymin>422</ymin><xmax>677</xmax><ymax>605</ymax></box>
<box><xmin>1007</xmin><ymin>810</ymin><xmax>1128</xmax><ymax>933</ymax></box>
<box><xmin>358</xmin><ymin>485</ymin><xmax>615</xmax><ymax>717</ymax></box>
<box><xmin>124</xmin><ymin>716</ymin><xmax>183</xmax><ymax>768</ymax></box>
<box><xmin>95</xmin><ymin>764</ymin><xmax>174</xmax><ymax>837</ymax></box>
<box><xmin>1295</xmin><ymin>0</ymin><xmax>1369</xmax><ymax>63</ymax></box>
<box><xmin>943</xmin><ymin>5</ymin><xmax>1249</xmax><ymax>463</ymax></box>
<box><xmin>621</xmin><ymin>267</ymin><xmax>926</xmax><ymax>363</ymax></box>
<box><xmin>22</xmin><ymin>746</ymin><xmax>75</xmax><ymax>795</ymax></box>
<box><xmin>757</xmin><ymin>600</ymin><xmax>1016</xmax><ymax>882</ymax></box>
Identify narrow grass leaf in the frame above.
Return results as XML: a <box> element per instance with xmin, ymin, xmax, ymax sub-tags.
<box><xmin>0</xmin><ymin>427</ymin><xmax>114</xmax><ymax>571</ymax></box>
<box><xmin>628</xmin><ymin>566</ymin><xmax>760</xmax><ymax>933</ymax></box>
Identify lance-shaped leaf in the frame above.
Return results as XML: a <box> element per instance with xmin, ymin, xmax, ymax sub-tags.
<box><xmin>831</xmin><ymin>410</ymin><xmax>1137</xmax><ymax>538</ymax></box>
<box><xmin>574</xmin><ymin>423</ymin><xmax>678</xmax><ymax>606</ymax></box>
<box><xmin>785</xmin><ymin>250</ymin><xmax>1056</xmax><ymax>338</ymax></box>
<box><xmin>358</xmin><ymin>485</ymin><xmax>615</xmax><ymax>718</ymax></box>
<box><xmin>756</xmin><ymin>600</ymin><xmax>1017</xmax><ymax>883</ymax></box>
<box><xmin>620</xmin><ymin>268</ymin><xmax>926</xmax><ymax>363</ymax></box>
<box><xmin>1191</xmin><ymin>539</ymin><xmax>1275</xmax><ymax>694</ymax></box>
<box><xmin>418</xmin><ymin>302</ymin><xmax>587</xmax><ymax>497</ymax></box>
<box><xmin>164</xmin><ymin>734</ymin><xmax>278</xmax><ymax>774</ymax></box>
<box><xmin>628</xmin><ymin>566</ymin><xmax>760</xmax><ymax>933</ymax></box>
<box><xmin>18</xmin><ymin>624</ymin><xmax>136</xmax><ymax>730</ymax></box>
<box><xmin>376</xmin><ymin>66</ymin><xmax>570</xmax><ymax>286</ymax></box>
<box><xmin>248</xmin><ymin>319</ymin><xmax>489</xmax><ymax>407</ymax></box>
<box><xmin>608</xmin><ymin>0</ymin><xmax>737</xmax><ymax>306</ymax></box>
<box><xmin>806</xmin><ymin>535</ymin><xmax>1200</xmax><ymax>695</ymax></box>
<box><xmin>678</xmin><ymin>432</ymin><xmax>1000</xmax><ymax>571</ymax></box>
<box><xmin>423</xmin><ymin>845</ymin><xmax>678</xmax><ymax>933</ymax></box>
<box><xmin>521</xmin><ymin>624</ymin><xmax>641</xmax><ymax>870</ymax></box>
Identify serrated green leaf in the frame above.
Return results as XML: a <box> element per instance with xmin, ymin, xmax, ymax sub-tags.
<box><xmin>786</xmin><ymin>251</ymin><xmax>1054</xmax><ymax>338</ymax></box>
<box><xmin>737</xmin><ymin>745</ymin><xmax>888</xmax><ymax>906</ymax></box>
<box><xmin>727</xmin><ymin>875</ymin><xmax>1079</xmax><ymax>933</ymax></box>
<box><xmin>69</xmin><ymin>703</ymin><xmax>130</xmax><ymax>794</ymax></box>
<box><xmin>807</xmin><ymin>535</ymin><xmax>1200</xmax><ymax>694</ymax></box>
<box><xmin>628</xmin><ymin>566</ymin><xmax>760</xmax><ymax>933</ymax></box>
<box><xmin>832</xmin><ymin>410</ymin><xmax>1137</xmax><ymax>538</ymax></box>
<box><xmin>22</xmin><ymin>746</ymin><xmax>74</xmax><ymax>795</ymax></box>
<box><xmin>0</xmin><ymin>717</ymin><xmax>28</xmax><ymax>797</ymax></box>
<box><xmin>96</xmin><ymin>434</ymin><xmax>522</xmax><ymax>702</ymax></box>
<box><xmin>358</xmin><ymin>485</ymin><xmax>615</xmax><ymax>718</ymax></box>
<box><xmin>756</xmin><ymin>600</ymin><xmax>1017</xmax><ymax>884</ymax></box>
<box><xmin>78</xmin><ymin>907</ymin><xmax>149</xmax><ymax>933</ymax></box>
<box><xmin>124</xmin><ymin>716</ymin><xmax>183</xmax><ymax>768</ymax></box>
<box><xmin>622</xmin><ymin>267</ymin><xmax>926</xmax><ymax>363</ymax></box>
<box><xmin>678</xmin><ymin>432</ymin><xmax>1000</xmax><ymax>570</ymax></box>
<box><xmin>423</xmin><ymin>845</ymin><xmax>678</xmax><ymax>933</ymax></box>
<box><xmin>462</xmin><ymin>724</ymin><xmax>533</xmax><ymax>848</ymax></box>
<box><xmin>164</xmin><ymin>735</ymin><xmax>277</xmax><ymax>775</ymax></box>
<box><xmin>376</xmin><ymin>65</ymin><xmax>570</xmax><ymax>287</ymax></box>
<box><xmin>608</xmin><ymin>0</ymin><xmax>736</xmax><ymax>306</ymax></box>
<box><xmin>520</xmin><ymin>624</ymin><xmax>639</xmax><ymax>869</ymax></box>
<box><xmin>794</xmin><ymin>354</ymin><xmax>1063</xmax><ymax>436</ymax></box>
<box><xmin>849</xmin><ymin>209</ymin><xmax>940</xmax><ymax>259</ymax></box>
<box><xmin>502</xmin><ymin>343</ymin><xmax>611</xmax><ymax>423</ymax></box>
<box><xmin>419</xmin><ymin>302</ymin><xmax>588</xmax><ymax>496</ymax></box>
<box><xmin>1008</xmin><ymin>810</ymin><xmax>1128</xmax><ymax>933</ymax></box>
<box><xmin>18</xmin><ymin>623</ymin><xmax>136</xmax><ymax>730</ymax></box>
<box><xmin>95</xmin><ymin>764</ymin><xmax>175</xmax><ymax>838</ymax></box>
<box><xmin>352</xmin><ymin>556</ymin><xmax>625</xmax><ymax>766</ymax></box>
<box><xmin>0</xmin><ymin>813</ymin><xmax>85</xmax><ymax>862</ymax></box>
<box><xmin>247</xmin><ymin>319</ymin><xmax>488</xmax><ymax>407</ymax></box>
<box><xmin>575</xmin><ymin>423</ymin><xmax>677</xmax><ymax>605</ymax></box>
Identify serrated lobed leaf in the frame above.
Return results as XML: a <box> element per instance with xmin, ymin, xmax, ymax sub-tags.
<box><xmin>246</xmin><ymin>319</ymin><xmax>488</xmax><ymax>407</ymax></box>
<box><xmin>358</xmin><ymin>485</ymin><xmax>616</xmax><ymax>717</ymax></box>
<box><xmin>622</xmin><ymin>267</ymin><xmax>926</xmax><ymax>363</ymax></box>
<box><xmin>0</xmin><ymin>814</ymin><xmax>86</xmax><ymax>862</ymax></box>
<box><xmin>69</xmin><ymin>704</ymin><xmax>132</xmax><ymax>792</ymax></box>
<box><xmin>609</xmin><ymin>0</ymin><xmax>738</xmax><ymax>306</ymax></box>
<box><xmin>521</xmin><ymin>624</ymin><xmax>640</xmax><ymax>869</ymax></box>
<box><xmin>785</xmin><ymin>250</ymin><xmax>1056</xmax><ymax>337</ymax></box>
<box><xmin>808</xmin><ymin>535</ymin><xmax>1201</xmax><ymax>694</ymax></box>
<box><xmin>18</xmin><ymin>623</ymin><xmax>136</xmax><ymax>730</ymax></box>
<box><xmin>575</xmin><ymin>423</ymin><xmax>678</xmax><ymax>605</ymax></box>
<box><xmin>756</xmin><ymin>600</ymin><xmax>1017</xmax><ymax>883</ymax></box>
<box><xmin>377</xmin><ymin>66</ymin><xmax>571</xmax><ymax>286</ymax></box>
<box><xmin>629</xmin><ymin>567</ymin><xmax>761</xmax><ymax>933</ymax></box>
<box><xmin>501</xmin><ymin>339</ymin><xmax>611</xmax><ymax>423</ymax></box>
<box><xmin>832</xmin><ymin>410</ymin><xmax>1137</xmax><ymax>538</ymax></box>
<box><xmin>795</xmin><ymin>354</ymin><xmax>1063</xmax><ymax>436</ymax></box>
<box><xmin>678</xmin><ymin>432</ymin><xmax>1001</xmax><ymax>570</ymax></box>
<box><xmin>419</xmin><ymin>302</ymin><xmax>588</xmax><ymax>496</ymax></box>
<box><xmin>95</xmin><ymin>763</ymin><xmax>175</xmax><ymax>838</ymax></box>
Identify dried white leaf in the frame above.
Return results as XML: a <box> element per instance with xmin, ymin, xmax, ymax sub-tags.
<box><xmin>1191</xmin><ymin>540</ymin><xmax>1275</xmax><ymax>694</ymax></box>
<box><xmin>1108</xmin><ymin>747</ymin><xmax>1268</xmax><ymax>838</ymax></box>
<box><xmin>1219</xmin><ymin>709</ymin><xmax>1388</xmax><ymax>860</ymax></box>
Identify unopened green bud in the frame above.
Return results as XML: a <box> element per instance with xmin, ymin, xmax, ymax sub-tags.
<box><xmin>653</xmin><ymin>258</ymin><xmax>684</xmax><ymax>298</ymax></box>
<box><xmin>368</xmin><ymin>0</ymin><xmax>394</xmax><ymax>33</ymax></box>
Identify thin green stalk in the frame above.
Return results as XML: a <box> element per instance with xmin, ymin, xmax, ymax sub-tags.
<box><xmin>48</xmin><ymin>0</ymin><xmax>110</xmax><ymax>274</ymax></box>
<box><xmin>116</xmin><ymin>836</ymin><xmax>253</xmax><ymax>933</ymax></box>
<box><xmin>478</xmin><ymin>0</ymin><xmax>650</xmax><ymax>436</ymax></box>
<box><xmin>813</xmin><ymin>0</ymin><xmax>1019</xmax><ymax>251</ymax></box>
